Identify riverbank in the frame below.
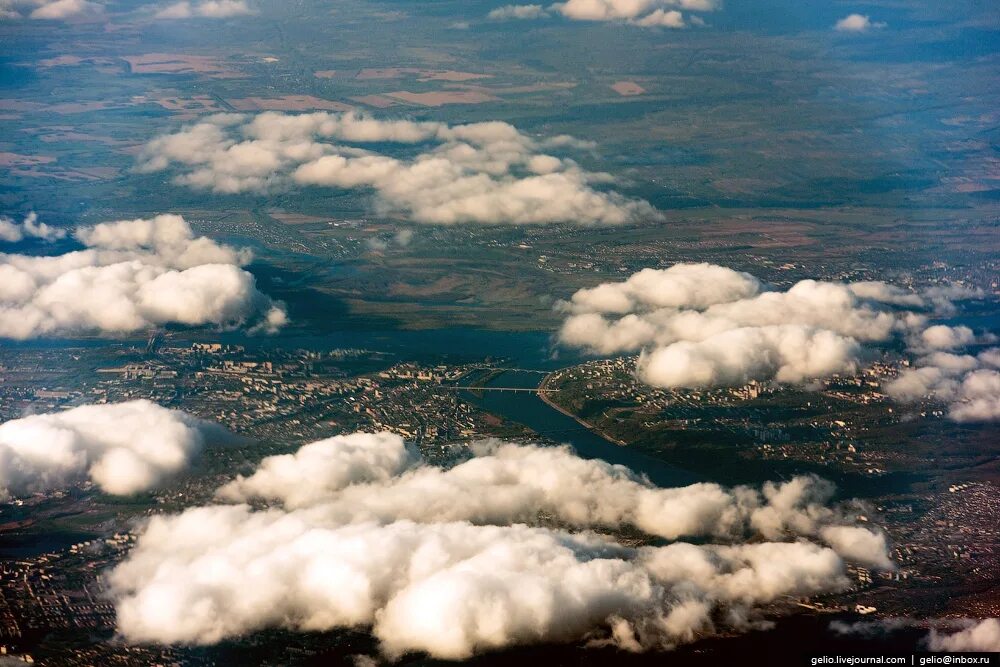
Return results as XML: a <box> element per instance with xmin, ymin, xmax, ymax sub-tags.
<box><xmin>537</xmin><ymin>372</ymin><xmax>629</xmax><ymax>447</ymax></box>
<box><xmin>460</xmin><ymin>368</ymin><xmax>701</xmax><ymax>486</ymax></box>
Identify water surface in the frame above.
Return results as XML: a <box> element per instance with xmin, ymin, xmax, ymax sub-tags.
<box><xmin>466</xmin><ymin>369</ymin><xmax>703</xmax><ymax>488</ymax></box>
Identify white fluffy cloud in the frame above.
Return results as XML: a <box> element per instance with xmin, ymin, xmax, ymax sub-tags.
<box><xmin>564</xmin><ymin>264</ymin><xmax>761</xmax><ymax>315</ymax></box>
<box><xmin>0</xmin><ymin>214</ymin><xmax>286</xmax><ymax>339</ymax></box>
<box><xmin>111</xmin><ymin>514</ymin><xmax>853</xmax><ymax>657</ymax></box>
<box><xmin>488</xmin><ymin>3</ymin><xmax>548</xmax><ymax>20</ymax></box>
<box><xmin>154</xmin><ymin>0</ymin><xmax>252</xmax><ymax>19</ymax></box>
<box><xmin>928</xmin><ymin>619</ymin><xmax>1000</xmax><ymax>652</ymax></box>
<box><xmin>914</xmin><ymin>324</ymin><xmax>979</xmax><ymax>351</ymax></box>
<box><xmin>0</xmin><ymin>400</ymin><xmax>213</xmax><ymax>498</ymax></box>
<box><xmin>31</xmin><ymin>0</ymin><xmax>95</xmax><ymax>17</ymax></box>
<box><xmin>818</xmin><ymin>525</ymin><xmax>891</xmax><ymax>570</ymax></box>
<box><xmin>219</xmin><ymin>437</ymin><xmax>891</xmax><ymax>569</ymax></box>
<box><xmin>137</xmin><ymin>112</ymin><xmax>656</xmax><ymax>226</ymax></box>
<box><xmin>555</xmin><ymin>0</ymin><xmax>715</xmax><ymax>27</ymax></box>
<box><xmin>636</xmin><ymin>325</ymin><xmax>862</xmax><ymax>388</ymax></box>
<box><xmin>834</xmin><ymin>14</ymin><xmax>885</xmax><ymax>32</ymax></box>
<box><xmin>488</xmin><ymin>0</ymin><xmax>712</xmax><ymax>27</ymax></box>
<box><xmin>886</xmin><ymin>349</ymin><xmax>1000</xmax><ymax>423</ymax></box>
<box><xmin>557</xmin><ymin>263</ymin><xmax>984</xmax><ymax>389</ymax></box>
<box><xmin>0</xmin><ymin>0</ymin><xmax>100</xmax><ymax>19</ymax></box>
<box><xmin>832</xmin><ymin>617</ymin><xmax>1000</xmax><ymax>652</ymax></box>
<box><xmin>0</xmin><ymin>212</ymin><xmax>65</xmax><ymax>242</ymax></box>
<box><xmin>558</xmin><ymin>264</ymin><xmax>997</xmax><ymax>415</ymax></box>
<box><xmin>218</xmin><ymin>432</ymin><xmax>420</xmax><ymax>509</ymax></box>
<box><xmin>632</xmin><ymin>8</ymin><xmax>685</xmax><ymax>28</ymax></box>
<box><xmin>110</xmin><ymin>435</ymin><xmax>889</xmax><ymax>657</ymax></box>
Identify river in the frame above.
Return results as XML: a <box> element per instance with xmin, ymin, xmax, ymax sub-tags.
<box><xmin>459</xmin><ymin>364</ymin><xmax>917</xmax><ymax>498</ymax></box>
<box><xmin>463</xmin><ymin>368</ymin><xmax>703</xmax><ymax>487</ymax></box>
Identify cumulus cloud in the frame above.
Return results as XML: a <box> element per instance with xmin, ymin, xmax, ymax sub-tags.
<box><xmin>834</xmin><ymin>14</ymin><xmax>885</xmax><ymax>32</ymax></box>
<box><xmin>111</xmin><ymin>514</ymin><xmax>855</xmax><ymax>657</ymax></box>
<box><xmin>219</xmin><ymin>437</ymin><xmax>890</xmax><ymax>569</ymax></box>
<box><xmin>565</xmin><ymin>264</ymin><xmax>761</xmax><ymax>316</ymax></box>
<box><xmin>219</xmin><ymin>432</ymin><xmax>420</xmax><ymax>509</ymax></box>
<box><xmin>31</xmin><ymin>0</ymin><xmax>99</xmax><ymax>18</ymax></box>
<box><xmin>949</xmin><ymin>370</ymin><xmax>1000</xmax><ymax>422</ymax></box>
<box><xmin>928</xmin><ymin>619</ymin><xmax>1000</xmax><ymax>652</ymax></box>
<box><xmin>154</xmin><ymin>0</ymin><xmax>253</xmax><ymax>19</ymax></box>
<box><xmin>885</xmin><ymin>349</ymin><xmax>1000</xmax><ymax>423</ymax></box>
<box><xmin>0</xmin><ymin>212</ymin><xmax>65</xmax><ymax>242</ymax></box>
<box><xmin>136</xmin><ymin>112</ymin><xmax>656</xmax><ymax>226</ymax></box>
<box><xmin>110</xmin><ymin>435</ymin><xmax>888</xmax><ymax>657</ymax></box>
<box><xmin>555</xmin><ymin>0</ymin><xmax>718</xmax><ymax>19</ymax></box>
<box><xmin>0</xmin><ymin>213</ymin><xmax>286</xmax><ymax>339</ymax></box>
<box><xmin>394</xmin><ymin>228</ymin><xmax>414</xmax><ymax>246</ymax></box>
<box><xmin>832</xmin><ymin>617</ymin><xmax>1000</xmax><ymax>652</ymax></box>
<box><xmin>551</xmin><ymin>0</ymin><xmax>715</xmax><ymax>27</ymax></box>
<box><xmin>487</xmin><ymin>0</ymin><xmax>713</xmax><ymax>27</ymax></box>
<box><xmin>818</xmin><ymin>525</ymin><xmax>892</xmax><ymax>570</ymax></box>
<box><xmin>914</xmin><ymin>324</ymin><xmax>979</xmax><ymax>351</ymax></box>
<box><xmin>637</xmin><ymin>326</ymin><xmax>861</xmax><ymax>388</ymax></box>
<box><xmin>365</xmin><ymin>228</ymin><xmax>416</xmax><ymax>252</ymax></box>
<box><xmin>487</xmin><ymin>4</ymin><xmax>548</xmax><ymax>20</ymax></box>
<box><xmin>0</xmin><ymin>0</ymin><xmax>100</xmax><ymax>19</ymax></box>
<box><xmin>0</xmin><ymin>400</ymin><xmax>215</xmax><ymax>498</ymax></box>
<box><xmin>829</xmin><ymin>617</ymin><xmax>916</xmax><ymax>639</ymax></box>
<box><xmin>632</xmin><ymin>9</ymin><xmax>685</xmax><ymax>28</ymax></box>
<box><xmin>557</xmin><ymin>263</ymin><xmax>985</xmax><ymax>389</ymax></box>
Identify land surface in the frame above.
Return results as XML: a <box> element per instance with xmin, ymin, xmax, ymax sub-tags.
<box><xmin>0</xmin><ymin>0</ymin><xmax>997</xmax><ymax>663</ymax></box>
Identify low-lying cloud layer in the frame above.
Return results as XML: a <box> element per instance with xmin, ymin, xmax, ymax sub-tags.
<box><xmin>0</xmin><ymin>212</ymin><xmax>65</xmax><ymax>242</ymax></box>
<box><xmin>557</xmin><ymin>264</ymin><xmax>988</xmax><ymax>399</ymax></box>
<box><xmin>154</xmin><ymin>0</ymin><xmax>252</xmax><ymax>19</ymax></box>
<box><xmin>488</xmin><ymin>3</ymin><xmax>549</xmax><ymax>20</ymax></box>
<box><xmin>886</xmin><ymin>349</ymin><xmax>1000</xmax><ymax>422</ymax></box>
<box><xmin>137</xmin><ymin>112</ymin><xmax>656</xmax><ymax>225</ymax></box>
<box><xmin>831</xmin><ymin>617</ymin><xmax>1000</xmax><ymax>652</ymax></box>
<box><xmin>928</xmin><ymin>618</ymin><xmax>1000</xmax><ymax>652</ymax></box>
<box><xmin>0</xmin><ymin>0</ymin><xmax>101</xmax><ymax>19</ymax></box>
<box><xmin>109</xmin><ymin>433</ymin><xmax>891</xmax><ymax>658</ymax></box>
<box><xmin>218</xmin><ymin>437</ymin><xmax>892</xmax><ymax>569</ymax></box>
<box><xmin>0</xmin><ymin>400</ymin><xmax>212</xmax><ymax>498</ymax></box>
<box><xmin>0</xmin><ymin>213</ymin><xmax>286</xmax><ymax>339</ymax></box>
<box><xmin>488</xmin><ymin>0</ymin><xmax>716</xmax><ymax>28</ymax></box>
<box><xmin>834</xmin><ymin>14</ymin><xmax>885</xmax><ymax>33</ymax></box>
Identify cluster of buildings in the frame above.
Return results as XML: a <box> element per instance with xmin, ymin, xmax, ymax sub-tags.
<box><xmin>544</xmin><ymin>356</ymin><xmax>910</xmax><ymax>476</ymax></box>
<box><xmin>0</xmin><ymin>535</ymin><xmax>131</xmax><ymax>659</ymax></box>
<box><xmin>0</xmin><ymin>343</ymin><xmax>519</xmax><ymax>458</ymax></box>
